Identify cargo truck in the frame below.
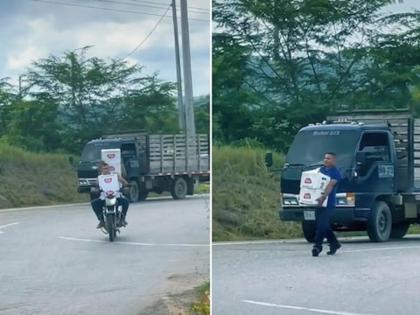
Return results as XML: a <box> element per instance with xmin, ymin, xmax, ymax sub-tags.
<box><xmin>279</xmin><ymin>109</ymin><xmax>420</xmax><ymax>242</ymax></box>
<box><xmin>77</xmin><ymin>133</ymin><xmax>209</xmax><ymax>202</ymax></box>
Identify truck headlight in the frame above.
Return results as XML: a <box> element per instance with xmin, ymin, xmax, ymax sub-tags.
<box><xmin>337</xmin><ymin>193</ymin><xmax>355</xmax><ymax>206</ymax></box>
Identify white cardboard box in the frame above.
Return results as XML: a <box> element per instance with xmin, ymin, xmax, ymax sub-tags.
<box><xmin>101</xmin><ymin>149</ymin><xmax>122</xmax><ymax>175</ymax></box>
<box><xmin>300</xmin><ymin>168</ymin><xmax>330</xmax><ymax>190</ymax></box>
<box><xmin>98</xmin><ymin>174</ymin><xmax>120</xmax><ymax>194</ymax></box>
<box><xmin>299</xmin><ymin>187</ymin><xmax>328</xmax><ymax>207</ymax></box>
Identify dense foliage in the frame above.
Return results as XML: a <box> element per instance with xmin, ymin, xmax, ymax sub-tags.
<box><xmin>0</xmin><ymin>47</ymin><xmax>209</xmax><ymax>154</ymax></box>
<box><xmin>213</xmin><ymin>0</ymin><xmax>420</xmax><ymax>151</ymax></box>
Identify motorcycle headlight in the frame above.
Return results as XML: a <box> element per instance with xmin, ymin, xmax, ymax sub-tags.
<box><xmin>105</xmin><ymin>197</ymin><xmax>117</xmax><ymax>206</ymax></box>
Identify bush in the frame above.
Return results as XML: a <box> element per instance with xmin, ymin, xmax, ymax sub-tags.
<box><xmin>212</xmin><ymin>145</ymin><xmax>302</xmax><ymax>241</ymax></box>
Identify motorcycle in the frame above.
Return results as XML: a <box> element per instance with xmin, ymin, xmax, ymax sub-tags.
<box><xmin>91</xmin><ymin>187</ymin><xmax>125</xmax><ymax>242</ymax></box>
<box><xmin>102</xmin><ymin>190</ymin><xmax>123</xmax><ymax>242</ymax></box>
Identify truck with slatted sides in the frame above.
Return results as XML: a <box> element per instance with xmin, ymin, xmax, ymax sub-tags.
<box><xmin>279</xmin><ymin>109</ymin><xmax>420</xmax><ymax>242</ymax></box>
<box><xmin>77</xmin><ymin>133</ymin><xmax>209</xmax><ymax>202</ymax></box>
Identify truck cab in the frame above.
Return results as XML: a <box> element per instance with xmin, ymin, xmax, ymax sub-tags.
<box><xmin>280</xmin><ymin>111</ymin><xmax>420</xmax><ymax>242</ymax></box>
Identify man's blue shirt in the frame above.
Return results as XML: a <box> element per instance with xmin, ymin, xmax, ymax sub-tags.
<box><xmin>319</xmin><ymin>166</ymin><xmax>342</xmax><ymax>208</ymax></box>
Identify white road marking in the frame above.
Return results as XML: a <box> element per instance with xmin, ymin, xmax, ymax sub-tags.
<box><xmin>213</xmin><ymin>240</ymin><xmax>300</xmax><ymax>246</ymax></box>
<box><xmin>242</xmin><ymin>300</ymin><xmax>373</xmax><ymax>315</ymax></box>
<box><xmin>58</xmin><ymin>236</ymin><xmax>209</xmax><ymax>247</ymax></box>
<box><xmin>342</xmin><ymin>245</ymin><xmax>420</xmax><ymax>253</ymax></box>
<box><xmin>0</xmin><ymin>222</ymin><xmax>20</xmax><ymax>234</ymax></box>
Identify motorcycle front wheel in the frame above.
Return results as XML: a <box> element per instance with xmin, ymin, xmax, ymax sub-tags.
<box><xmin>106</xmin><ymin>214</ymin><xmax>116</xmax><ymax>242</ymax></box>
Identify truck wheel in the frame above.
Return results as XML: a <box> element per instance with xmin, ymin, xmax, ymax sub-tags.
<box><xmin>390</xmin><ymin>223</ymin><xmax>410</xmax><ymax>239</ymax></box>
<box><xmin>139</xmin><ymin>190</ymin><xmax>149</xmax><ymax>201</ymax></box>
<box><xmin>89</xmin><ymin>191</ymin><xmax>99</xmax><ymax>201</ymax></box>
<box><xmin>128</xmin><ymin>180</ymin><xmax>139</xmax><ymax>202</ymax></box>
<box><xmin>302</xmin><ymin>221</ymin><xmax>316</xmax><ymax>243</ymax></box>
<box><xmin>171</xmin><ymin>177</ymin><xmax>187</xmax><ymax>200</ymax></box>
<box><xmin>367</xmin><ymin>201</ymin><xmax>392</xmax><ymax>242</ymax></box>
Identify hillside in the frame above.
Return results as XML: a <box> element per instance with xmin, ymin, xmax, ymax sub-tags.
<box><xmin>212</xmin><ymin>145</ymin><xmax>302</xmax><ymax>241</ymax></box>
<box><xmin>0</xmin><ymin>144</ymin><xmax>87</xmax><ymax>208</ymax></box>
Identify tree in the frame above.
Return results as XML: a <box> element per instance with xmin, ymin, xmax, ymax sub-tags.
<box><xmin>213</xmin><ymin>0</ymin><xmax>420</xmax><ymax>151</ymax></box>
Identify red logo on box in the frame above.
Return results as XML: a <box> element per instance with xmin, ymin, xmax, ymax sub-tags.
<box><xmin>104</xmin><ymin>178</ymin><xmax>113</xmax><ymax>183</ymax></box>
<box><xmin>304</xmin><ymin>178</ymin><xmax>312</xmax><ymax>184</ymax></box>
<box><xmin>107</xmin><ymin>153</ymin><xmax>116</xmax><ymax>159</ymax></box>
<box><xmin>304</xmin><ymin>193</ymin><xmax>311</xmax><ymax>199</ymax></box>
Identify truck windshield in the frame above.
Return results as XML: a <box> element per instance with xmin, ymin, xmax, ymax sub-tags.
<box><xmin>286</xmin><ymin>129</ymin><xmax>360</xmax><ymax>167</ymax></box>
<box><xmin>81</xmin><ymin>142</ymin><xmax>120</xmax><ymax>162</ymax></box>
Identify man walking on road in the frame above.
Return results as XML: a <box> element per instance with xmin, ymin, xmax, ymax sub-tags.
<box><xmin>312</xmin><ymin>152</ymin><xmax>342</xmax><ymax>257</ymax></box>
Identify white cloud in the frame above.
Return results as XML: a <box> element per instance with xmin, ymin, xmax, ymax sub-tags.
<box><xmin>0</xmin><ymin>0</ymin><xmax>210</xmax><ymax>95</ymax></box>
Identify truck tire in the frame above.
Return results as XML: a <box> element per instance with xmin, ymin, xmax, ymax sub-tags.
<box><xmin>390</xmin><ymin>223</ymin><xmax>410</xmax><ymax>239</ymax></box>
<box><xmin>89</xmin><ymin>191</ymin><xmax>99</xmax><ymax>201</ymax></box>
<box><xmin>367</xmin><ymin>201</ymin><xmax>392</xmax><ymax>242</ymax></box>
<box><xmin>139</xmin><ymin>190</ymin><xmax>148</xmax><ymax>201</ymax></box>
<box><xmin>128</xmin><ymin>180</ymin><xmax>139</xmax><ymax>202</ymax></box>
<box><xmin>302</xmin><ymin>221</ymin><xmax>316</xmax><ymax>243</ymax></box>
<box><xmin>171</xmin><ymin>177</ymin><xmax>187</xmax><ymax>200</ymax></box>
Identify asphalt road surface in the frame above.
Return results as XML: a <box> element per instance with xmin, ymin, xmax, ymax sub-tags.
<box><xmin>213</xmin><ymin>236</ymin><xmax>420</xmax><ymax>315</ymax></box>
<box><xmin>0</xmin><ymin>196</ymin><xmax>209</xmax><ymax>315</ymax></box>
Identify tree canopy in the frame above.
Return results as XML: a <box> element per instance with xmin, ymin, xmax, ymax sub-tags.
<box><xmin>213</xmin><ymin>0</ymin><xmax>420</xmax><ymax>151</ymax></box>
<box><xmin>0</xmin><ymin>47</ymin><xmax>209</xmax><ymax>153</ymax></box>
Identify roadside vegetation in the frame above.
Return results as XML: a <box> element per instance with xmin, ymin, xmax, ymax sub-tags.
<box><xmin>212</xmin><ymin>144</ymin><xmax>302</xmax><ymax>241</ymax></box>
<box><xmin>191</xmin><ymin>282</ymin><xmax>210</xmax><ymax>315</ymax></box>
<box><xmin>0</xmin><ymin>143</ymin><xmax>86</xmax><ymax>208</ymax></box>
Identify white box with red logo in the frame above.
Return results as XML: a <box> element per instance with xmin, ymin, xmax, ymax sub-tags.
<box><xmin>299</xmin><ymin>169</ymin><xmax>330</xmax><ymax>207</ymax></box>
<box><xmin>299</xmin><ymin>187</ymin><xmax>328</xmax><ymax>207</ymax></box>
<box><xmin>101</xmin><ymin>149</ymin><xmax>121</xmax><ymax>175</ymax></box>
<box><xmin>300</xmin><ymin>168</ymin><xmax>330</xmax><ymax>190</ymax></box>
<box><xmin>98</xmin><ymin>174</ymin><xmax>120</xmax><ymax>194</ymax></box>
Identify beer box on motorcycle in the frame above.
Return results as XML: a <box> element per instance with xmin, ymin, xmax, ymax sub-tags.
<box><xmin>101</xmin><ymin>149</ymin><xmax>122</xmax><ymax>175</ymax></box>
<box><xmin>98</xmin><ymin>174</ymin><xmax>120</xmax><ymax>195</ymax></box>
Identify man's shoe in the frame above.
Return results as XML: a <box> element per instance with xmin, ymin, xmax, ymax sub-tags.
<box><xmin>312</xmin><ymin>246</ymin><xmax>322</xmax><ymax>257</ymax></box>
<box><xmin>327</xmin><ymin>243</ymin><xmax>341</xmax><ymax>255</ymax></box>
<box><xmin>121</xmin><ymin>219</ymin><xmax>127</xmax><ymax>227</ymax></box>
<box><xmin>96</xmin><ymin>221</ymin><xmax>105</xmax><ymax>229</ymax></box>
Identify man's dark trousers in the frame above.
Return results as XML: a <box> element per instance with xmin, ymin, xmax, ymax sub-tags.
<box><xmin>314</xmin><ymin>206</ymin><xmax>339</xmax><ymax>248</ymax></box>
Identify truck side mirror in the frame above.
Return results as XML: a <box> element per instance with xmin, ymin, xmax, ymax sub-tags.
<box><xmin>355</xmin><ymin>151</ymin><xmax>366</xmax><ymax>165</ymax></box>
<box><xmin>265</xmin><ymin>152</ymin><xmax>273</xmax><ymax>168</ymax></box>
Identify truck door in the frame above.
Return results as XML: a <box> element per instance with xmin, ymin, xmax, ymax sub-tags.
<box><xmin>356</xmin><ymin>131</ymin><xmax>395</xmax><ymax>193</ymax></box>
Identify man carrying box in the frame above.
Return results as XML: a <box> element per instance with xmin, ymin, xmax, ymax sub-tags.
<box><xmin>312</xmin><ymin>152</ymin><xmax>342</xmax><ymax>257</ymax></box>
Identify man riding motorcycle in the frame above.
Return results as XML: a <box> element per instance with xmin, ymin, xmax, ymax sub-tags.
<box><xmin>91</xmin><ymin>161</ymin><xmax>129</xmax><ymax>228</ymax></box>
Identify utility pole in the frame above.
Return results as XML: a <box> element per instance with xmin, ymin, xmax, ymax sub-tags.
<box><xmin>171</xmin><ymin>0</ymin><xmax>185</xmax><ymax>132</ymax></box>
<box><xmin>180</xmin><ymin>0</ymin><xmax>196</xmax><ymax>137</ymax></box>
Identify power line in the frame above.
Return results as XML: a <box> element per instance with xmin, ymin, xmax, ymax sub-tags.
<box><xmin>128</xmin><ymin>0</ymin><xmax>209</xmax><ymax>12</ymax></box>
<box><xmin>29</xmin><ymin>0</ymin><xmax>208</xmax><ymax>22</ymax></box>
<box><xmin>93</xmin><ymin>0</ymin><xmax>209</xmax><ymax>15</ymax></box>
<box><xmin>120</xmin><ymin>4</ymin><xmax>171</xmax><ymax>60</ymax></box>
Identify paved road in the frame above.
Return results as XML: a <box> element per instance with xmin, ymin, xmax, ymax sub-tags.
<box><xmin>0</xmin><ymin>196</ymin><xmax>209</xmax><ymax>315</ymax></box>
<box><xmin>213</xmin><ymin>236</ymin><xmax>420</xmax><ymax>315</ymax></box>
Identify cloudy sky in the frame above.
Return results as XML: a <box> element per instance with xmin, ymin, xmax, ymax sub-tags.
<box><xmin>0</xmin><ymin>0</ymin><xmax>210</xmax><ymax>96</ymax></box>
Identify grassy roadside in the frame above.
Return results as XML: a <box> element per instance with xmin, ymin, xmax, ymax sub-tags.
<box><xmin>191</xmin><ymin>282</ymin><xmax>210</xmax><ymax>315</ymax></box>
<box><xmin>0</xmin><ymin>143</ymin><xmax>87</xmax><ymax>208</ymax></box>
<box><xmin>212</xmin><ymin>145</ymin><xmax>302</xmax><ymax>241</ymax></box>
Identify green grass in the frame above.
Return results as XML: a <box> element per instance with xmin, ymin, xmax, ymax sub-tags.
<box><xmin>0</xmin><ymin>143</ymin><xmax>87</xmax><ymax>208</ymax></box>
<box><xmin>191</xmin><ymin>282</ymin><xmax>210</xmax><ymax>315</ymax></box>
<box><xmin>212</xmin><ymin>145</ymin><xmax>302</xmax><ymax>241</ymax></box>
